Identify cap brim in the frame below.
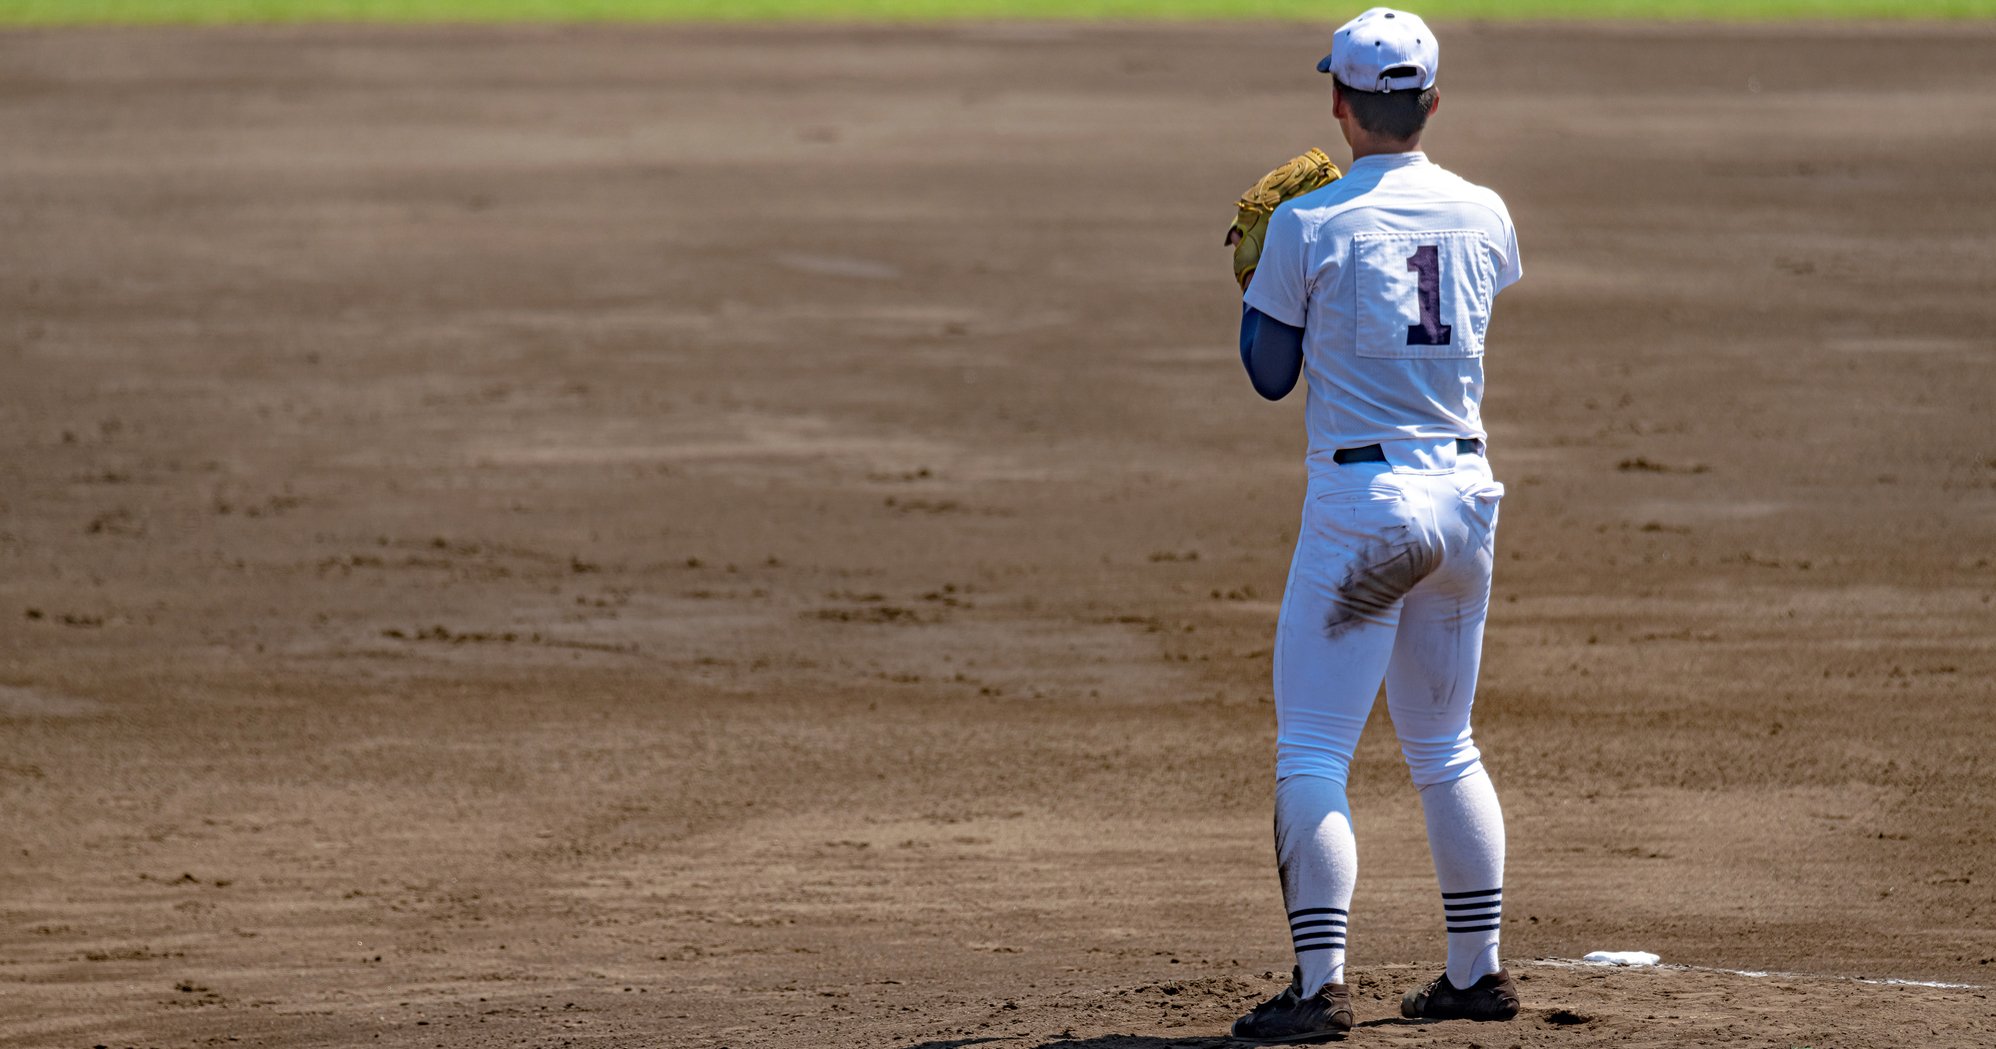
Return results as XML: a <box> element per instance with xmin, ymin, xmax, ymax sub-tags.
<box><xmin>1316</xmin><ymin>54</ymin><xmax>1335</xmax><ymax>74</ymax></box>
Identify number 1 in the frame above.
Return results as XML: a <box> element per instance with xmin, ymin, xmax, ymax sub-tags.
<box><xmin>1405</xmin><ymin>244</ymin><xmax>1452</xmax><ymax>346</ymax></box>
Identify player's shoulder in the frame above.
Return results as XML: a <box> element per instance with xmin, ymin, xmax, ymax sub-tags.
<box><xmin>1269</xmin><ymin>174</ymin><xmax>1379</xmax><ymax>236</ymax></box>
<box><xmin>1422</xmin><ymin>163</ymin><xmax>1514</xmax><ymax>225</ymax></box>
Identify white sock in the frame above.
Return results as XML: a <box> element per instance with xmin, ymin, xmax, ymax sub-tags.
<box><xmin>1418</xmin><ymin>766</ymin><xmax>1506</xmax><ymax>989</ymax></box>
<box><xmin>1274</xmin><ymin>774</ymin><xmax>1356</xmax><ymax>994</ymax></box>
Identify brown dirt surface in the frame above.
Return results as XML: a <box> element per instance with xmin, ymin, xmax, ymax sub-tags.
<box><xmin>3</xmin><ymin>19</ymin><xmax>1995</xmax><ymax>1049</ymax></box>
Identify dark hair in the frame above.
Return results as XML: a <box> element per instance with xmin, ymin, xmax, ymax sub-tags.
<box><xmin>1335</xmin><ymin>77</ymin><xmax>1439</xmax><ymax>141</ymax></box>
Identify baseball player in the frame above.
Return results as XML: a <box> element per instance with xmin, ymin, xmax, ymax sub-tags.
<box><xmin>1221</xmin><ymin>9</ymin><xmax>1523</xmax><ymax>1041</ymax></box>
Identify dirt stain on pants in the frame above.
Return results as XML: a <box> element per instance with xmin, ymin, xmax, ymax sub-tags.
<box><xmin>1323</xmin><ymin>529</ymin><xmax>1439</xmax><ymax>639</ymax></box>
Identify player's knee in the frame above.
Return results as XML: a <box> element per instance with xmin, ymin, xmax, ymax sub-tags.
<box><xmin>1275</xmin><ymin>743</ymin><xmax>1354</xmax><ymax>786</ymax></box>
<box><xmin>1400</xmin><ymin>736</ymin><xmax>1482</xmax><ymax>787</ymax></box>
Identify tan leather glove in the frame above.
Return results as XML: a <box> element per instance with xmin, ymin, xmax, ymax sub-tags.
<box><xmin>1225</xmin><ymin>147</ymin><xmax>1341</xmax><ymax>292</ymax></box>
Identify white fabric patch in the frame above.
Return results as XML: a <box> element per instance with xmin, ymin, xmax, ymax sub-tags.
<box><xmin>1352</xmin><ymin>229</ymin><xmax>1492</xmax><ymax>360</ymax></box>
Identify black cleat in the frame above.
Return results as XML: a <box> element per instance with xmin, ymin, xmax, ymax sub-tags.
<box><xmin>1399</xmin><ymin>967</ymin><xmax>1521</xmax><ymax>1021</ymax></box>
<box><xmin>1231</xmin><ymin>967</ymin><xmax>1353</xmax><ymax>1043</ymax></box>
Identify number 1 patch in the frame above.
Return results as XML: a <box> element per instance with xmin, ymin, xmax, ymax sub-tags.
<box><xmin>1352</xmin><ymin>230</ymin><xmax>1494</xmax><ymax>360</ymax></box>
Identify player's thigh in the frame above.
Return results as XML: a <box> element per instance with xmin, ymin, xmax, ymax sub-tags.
<box><xmin>1273</xmin><ymin>493</ymin><xmax>1410</xmax><ymax>779</ymax></box>
<box><xmin>1277</xmin><ymin>482</ymin><xmax>1419</xmax><ymax>660</ymax></box>
<box><xmin>1382</xmin><ymin>505</ymin><xmax>1496</xmax><ymax>783</ymax></box>
<box><xmin>1381</xmin><ymin>580</ymin><xmax>1489</xmax><ymax>727</ymax></box>
<box><xmin>1274</xmin><ymin>606</ymin><xmax>1396</xmax><ymax>782</ymax></box>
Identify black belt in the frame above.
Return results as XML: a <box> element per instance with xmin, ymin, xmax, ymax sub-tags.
<box><xmin>1333</xmin><ymin>438</ymin><xmax>1483</xmax><ymax>465</ymax></box>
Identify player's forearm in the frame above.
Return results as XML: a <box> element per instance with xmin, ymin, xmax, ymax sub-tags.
<box><xmin>1240</xmin><ymin>304</ymin><xmax>1304</xmax><ymax>401</ymax></box>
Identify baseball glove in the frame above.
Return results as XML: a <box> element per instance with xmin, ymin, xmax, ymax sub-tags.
<box><xmin>1225</xmin><ymin>147</ymin><xmax>1341</xmax><ymax>292</ymax></box>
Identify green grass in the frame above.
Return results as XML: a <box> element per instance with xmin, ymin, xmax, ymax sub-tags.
<box><xmin>1</xmin><ymin>0</ymin><xmax>1991</xmax><ymax>22</ymax></box>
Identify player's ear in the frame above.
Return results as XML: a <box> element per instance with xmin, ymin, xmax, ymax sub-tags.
<box><xmin>1331</xmin><ymin>81</ymin><xmax>1348</xmax><ymax>120</ymax></box>
<box><xmin>1428</xmin><ymin>88</ymin><xmax>1441</xmax><ymax>117</ymax></box>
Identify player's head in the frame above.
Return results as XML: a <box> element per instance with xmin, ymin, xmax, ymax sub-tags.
<box><xmin>1317</xmin><ymin>8</ymin><xmax>1441</xmax><ymax>147</ymax></box>
<box><xmin>1331</xmin><ymin>80</ymin><xmax>1440</xmax><ymax>143</ymax></box>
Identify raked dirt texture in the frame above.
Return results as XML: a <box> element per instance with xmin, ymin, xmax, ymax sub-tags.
<box><xmin>2</xmin><ymin>17</ymin><xmax>1995</xmax><ymax>1049</ymax></box>
<box><xmin>4</xmin><ymin>0</ymin><xmax>1996</xmax><ymax>24</ymax></box>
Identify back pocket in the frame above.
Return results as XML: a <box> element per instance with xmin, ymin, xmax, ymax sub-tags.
<box><xmin>1352</xmin><ymin>230</ymin><xmax>1494</xmax><ymax>360</ymax></box>
<box><xmin>1455</xmin><ymin>478</ymin><xmax>1505</xmax><ymax>535</ymax></box>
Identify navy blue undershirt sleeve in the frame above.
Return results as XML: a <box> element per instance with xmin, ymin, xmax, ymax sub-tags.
<box><xmin>1239</xmin><ymin>304</ymin><xmax>1305</xmax><ymax>401</ymax></box>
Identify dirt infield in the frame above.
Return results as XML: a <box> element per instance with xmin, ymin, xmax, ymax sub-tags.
<box><xmin>3</xmin><ymin>19</ymin><xmax>1995</xmax><ymax>1048</ymax></box>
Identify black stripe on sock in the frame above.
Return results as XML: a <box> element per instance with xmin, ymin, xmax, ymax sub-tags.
<box><xmin>1289</xmin><ymin>919</ymin><xmax>1347</xmax><ymax>931</ymax></box>
<box><xmin>1292</xmin><ymin>942</ymin><xmax>1345</xmax><ymax>954</ymax></box>
<box><xmin>1440</xmin><ymin>888</ymin><xmax>1502</xmax><ymax>900</ymax></box>
<box><xmin>1292</xmin><ymin>930</ymin><xmax>1345</xmax><ymax>943</ymax></box>
<box><xmin>1443</xmin><ymin>900</ymin><xmax>1502</xmax><ymax>911</ymax></box>
<box><xmin>1445</xmin><ymin>922</ymin><xmax>1501</xmax><ymax>933</ymax></box>
<box><xmin>1286</xmin><ymin>906</ymin><xmax>1349</xmax><ymax>919</ymax></box>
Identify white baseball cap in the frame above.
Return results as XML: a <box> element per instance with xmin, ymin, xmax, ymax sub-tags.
<box><xmin>1317</xmin><ymin>7</ymin><xmax>1439</xmax><ymax>93</ymax></box>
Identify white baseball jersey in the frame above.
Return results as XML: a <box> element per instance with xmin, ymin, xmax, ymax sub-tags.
<box><xmin>1243</xmin><ymin>151</ymin><xmax>1520</xmax><ymax>477</ymax></box>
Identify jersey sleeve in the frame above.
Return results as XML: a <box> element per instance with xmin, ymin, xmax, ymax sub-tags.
<box><xmin>1242</xmin><ymin>202</ymin><xmax>1310</xmax><ymax>328</ymax></box>
<box><xmin>1494</xmin><ymin>215</ymin><xmax>1523</xmax><ymax>293</ymax></box>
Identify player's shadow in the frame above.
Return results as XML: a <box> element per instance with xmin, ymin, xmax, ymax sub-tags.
<box><xmin>907</xmin><ymin>1022</ymin><xmax>1443</xmax><ymax>1049</ymax></box>
<box><xmin>1031</xmin><ymin>1038</ymin><xmax>1314</xmax><ymax>1047</ymax></box>
<box><xmin>904</xmin><ymin>1021</ymin><xmax>1442</xmax><ymax>1049</ymax></box>
<box><xmin>901</xmin><ymin>1038</ymin><xmax>1237</xmax><ymax>1049</ymax></box>
<box><xmin>902</xmin><ymin>1040</ymin><xmax>1237</xmax><ymax>1049</ymax></box>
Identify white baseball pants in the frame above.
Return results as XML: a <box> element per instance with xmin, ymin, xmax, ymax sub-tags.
<box><xmin>1274</xmin><ymin>440</ymin><xmax>1503</xmax><ymax>786</ymax></box>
